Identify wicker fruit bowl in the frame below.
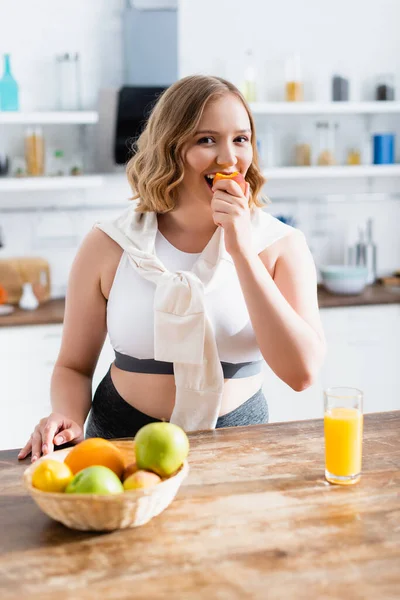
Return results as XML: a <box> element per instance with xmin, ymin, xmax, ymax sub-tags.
<box><xmin>22</xmin><ymin>440</ymin><xmax>189</xmax><ymax>531</ymax></box>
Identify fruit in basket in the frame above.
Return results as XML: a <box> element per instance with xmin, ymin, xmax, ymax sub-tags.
<box><xmin>65</xmin><ymin>466</ymin><xmax>124</xmax><ymax>495</ymax></box>
<box><xmin>135</xmin><ymin>422</ymin><xmax>189</xmax><ymax>478</ymax></box>
<box><xmin>123</xmin><ymin>470</ymin><xmax>161</xmax><ymax>491</ymax></box>
<box><xmin>213</xmin><ymin>171</ymin><xmax>246</xmax><ymax>193</ymax></box>
<box><xmin>32</xmin><ymin>459</ymin><xmax>73</xmax><ymax>493</ymax></box>
<box><xmin>122</xmin><ymin>461</ymin><xmax>138</xmax><ymax>482</ymax></box>
<box><xmin>64</xmin><ymin>438</ymin><xmax>126</xmax><ymax>478</ymax></box>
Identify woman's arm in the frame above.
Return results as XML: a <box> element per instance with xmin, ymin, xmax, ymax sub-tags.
<box><xmin>51</xmin><ymin>229</ymin><xmax>114</xmax><ymax>421</ymax></box>
<box><xmin>232</xmin><ymin>230</ymin><xmax>326</xmax><ymax>391</ymax></box>
<box><xmin>18</xmin><ymin>229</ymin><xmax>113</xmax><ymax>461</ymax></box>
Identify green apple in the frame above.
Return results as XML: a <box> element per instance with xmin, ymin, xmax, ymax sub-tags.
<box><xmin>135</xmin><ymin>422</ymin><xmax>189</xmax><ymax>477</ymax></box>
<box><xmin>65</xmin><ymin>466</ymin><xmax>124</xmax><ymax>495</ymax></box>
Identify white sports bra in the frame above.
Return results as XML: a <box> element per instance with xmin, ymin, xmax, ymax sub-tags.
<box><xmin>107</xmin><ymin>229</ymin><xmax>265</xmax><ymax>365</ymax></box>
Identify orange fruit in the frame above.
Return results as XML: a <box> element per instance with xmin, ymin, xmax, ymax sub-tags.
<box><xmin>0</xmin><ymin>285</ymin><xmax>8</xmax><ymax>305</ymax></box>
<box><xmin>213</xmin><ymin>171</ymin><xmax>246</xmax><ymax>193</ymax></box>
<box><xmin>64</xmin><ymin>438</ymin><xmax>126</xmax><ymax>478</ymax></box>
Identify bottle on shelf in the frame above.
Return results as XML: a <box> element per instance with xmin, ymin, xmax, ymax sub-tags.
<box><xmin>285</xmin><ymin>54</ymin><xmax>303</xmax><ymax>102</ymax></box>
<box><xmin>241</xmin><ymin>50</ymin><xmax>257</xmax><ymax>103</ymax></box>
<box><xmin>55</xmin><ymin>52</ymin><xmax>82</xmax><ymax>110</ymax></box>
<box><xmin>0</xmin><ymin>54</ymin><xmax>19</xmax><ymax>111</ymax></box>
<box><xmin>25</xmin><ymin>127</ymin><xmax>45</xmax><ymax>176</ymax></box>
<box><xmin>365</xmin><ymin>218</ymin><xmax>377</xmax><ymax>284</ymax></box>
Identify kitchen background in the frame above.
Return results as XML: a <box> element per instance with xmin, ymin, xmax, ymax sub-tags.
<box><xmin>0</xmin><ymin>0</ymin><xmax>399</xmax><ymax>450</ymax></box>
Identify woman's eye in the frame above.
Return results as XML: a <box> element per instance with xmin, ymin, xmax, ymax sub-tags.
<box><xmin>235</xmin><ymin>136</ymin><xmax>249</xmax><ymax>143</ymax></box>
<box><xmin>197</xmin><ymin>137</ymin><xmax>214</xmax><ymax>145</ymax></box>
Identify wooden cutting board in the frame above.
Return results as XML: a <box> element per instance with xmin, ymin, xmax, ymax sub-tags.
<box><xmin>0</xmin><ymin>257</ymin><xmax>51</xmax><ymax>304</ymax></box>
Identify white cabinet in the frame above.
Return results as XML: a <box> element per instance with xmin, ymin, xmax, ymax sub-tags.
<box><xmin>320</xmin><ymin>304</ymin><xmax>400</xmax><ymax>415</ymax></box>
<box><xmin>0</xmin><ymin>324</ymin><xmax>114</xmax><ymax>450</ymax></box>
<box><xmin>263</xmin><ymin>304</ymin><xmax>400</xmax><ymax>423</ymax></box>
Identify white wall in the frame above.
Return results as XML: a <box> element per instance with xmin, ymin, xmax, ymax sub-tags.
<box><xmin>0</xmin><ymin>0</ymin><xmax>399</xmax><ymax>291</ymax></box>
<box><xmin>179</xmin><ymin>0</ymin><xmax>400</xmax><ymax>103</ymax></box>
<box><xmin>0</xmin><ymin>0</ymin><xmax>124</xmax><ymax>110</ymax></box>
<box><xmin>178</xmin><ymin>0</ymin><xmax>400</xmax><ymax>276</ymax></box>
<box><xmin>0</xmin><ymin>0</ymin><xmax>127</xmax><ymax>293</ymax></box>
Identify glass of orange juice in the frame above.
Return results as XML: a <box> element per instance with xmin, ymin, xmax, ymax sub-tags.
<box><xmin>324</xmin><ymin>387</ymin><xmax>363</xmax><ymax>485</ymax></box>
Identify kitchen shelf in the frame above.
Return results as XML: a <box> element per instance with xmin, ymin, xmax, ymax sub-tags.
<box><xmin>250</xmin><ymin>102</ymin><xmax>400</xmax><ymax>115</ymax></box>
<box><xmin>0</xmin><ymin>175</ymin><xmax>103</xmax><ymax>191</ymax></box>
<box><xmin>262</xmin><ymin>165</ymin><xmax>400</xmax><ymax>180</ymax></box>
<box><xmin>0</xmin><ymin>111</ymin><xmax>98</xmax><ymax>125</ymax></box>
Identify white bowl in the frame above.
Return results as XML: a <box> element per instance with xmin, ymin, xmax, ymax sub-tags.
<box><xmin>320</xmin><ymin>265</ymin><xmax>368</xmax><ymax>295</ymax></box>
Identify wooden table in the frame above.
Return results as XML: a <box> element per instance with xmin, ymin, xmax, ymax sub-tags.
<box><xmin>1</xmin><ymin>412</ymin><xmax>399</xmax><ymax>599</ymax></box>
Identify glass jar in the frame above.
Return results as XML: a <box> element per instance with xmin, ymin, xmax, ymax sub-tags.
<box><xmin>285</xmin><ymin>54</ymin><xmax>303</xmax><ymax>102</ymax></box>
<box><xmin>347</xmin><ymin>148</ymin><xmax>361</xmax><ymax>165</ymax></box>
<box><xmin>55</xmin><ymin>53</ymin><xmax>82</xmax><ymax>110</ymax></box>
<box><xmin>315</xmin><ymin>122</ymin><xmax>336</xmax><ymax>166</ymax></box>
<box><xmin>25</xmin><ymin>127</ymin><xmax>45</xmax><ymax>176</ymax></box>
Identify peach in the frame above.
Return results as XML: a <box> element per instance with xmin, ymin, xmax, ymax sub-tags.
<box><xmin>123</xmin><ymin>470</ymin><xmax>162</xmax><ymax>491</ymax></box>
<box><xmin>213</xmin><ymin>171</ymin><xmax>246</xmax><ymax>193</ymax></box>
<box><xmin>122</xmin><ymin>461</ymin><xmax>138</xmax><ymax>482</ymax></box>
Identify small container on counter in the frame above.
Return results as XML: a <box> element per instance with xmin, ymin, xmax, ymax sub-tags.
<box><xmin>19</xmin><ymin>282</ymin><xmax>39</xmax><ymax>311</ymax></box>
<box><xmin>285</xmin><ymin>54</ymin><xmax>303</xmax><ymax>102</ymax></box>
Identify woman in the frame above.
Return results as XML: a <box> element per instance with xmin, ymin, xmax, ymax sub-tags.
<box><xmin>18</xmin><ymin>75</ymin><xmax>325</xmax><ymax>463</ymax></box>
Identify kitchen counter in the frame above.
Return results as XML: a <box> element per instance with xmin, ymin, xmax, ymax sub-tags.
<box><xmin>1</xmin><ymin>411</ymin><xmax>399</xmax><ymax>599</ymax></box>
<box><xmin>1</xmin><ymin>284</ymin><xmax>399</xmax><ymax>327</ymax></box>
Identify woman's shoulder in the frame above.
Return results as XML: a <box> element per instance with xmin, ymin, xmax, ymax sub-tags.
<box><xmin>73</xmin><ymin>228</ymin><xmax>123</xmax><ymax>299</ymax></box>
<box><xmin>252</xmin><ymin>209</ymin><xmax>304</xmax><ymax>251</ymax></box>
<box><xmin>79</xmin><ymin>227</ymin><xmax>124</xmax><ymax>263</ymax></box>
<box><xmin>253</xmin><ymin>209</ymin><xmax>308</xmax><ymax>274</ymax></box>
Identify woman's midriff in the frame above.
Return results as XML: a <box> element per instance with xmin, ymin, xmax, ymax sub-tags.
<box><xmin>109</xmin><ymin>362</ymin><xmax>264</xmax><ymax>420</ymax></box>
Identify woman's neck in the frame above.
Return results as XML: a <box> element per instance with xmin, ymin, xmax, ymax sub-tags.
<box><xmin>157</xmin><ymin>201</ymin><xmax>218</xmax><ymax>253</ymax></box>
<box><xmin>158</xmin><ymin>203</ymin><xmax>216</xmax><ymax>238</ymax></box>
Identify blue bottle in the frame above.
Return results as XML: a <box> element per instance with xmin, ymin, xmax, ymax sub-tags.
<box><xmin>0</xmin><ymin>54</ymin><xmax>19</xmax><ymax>111</ymax></box>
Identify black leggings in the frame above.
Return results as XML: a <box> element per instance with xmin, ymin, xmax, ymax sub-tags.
<box><xmin>85</xmin><ymin>366</ymin><xmax>269</xmax><ymax>439</ymax></box>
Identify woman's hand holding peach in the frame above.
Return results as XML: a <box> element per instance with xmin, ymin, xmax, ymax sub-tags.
<box><xmin>211</xmin><ymin>176</ymin><xmax>252</xmax><ymax>258</ymax></box>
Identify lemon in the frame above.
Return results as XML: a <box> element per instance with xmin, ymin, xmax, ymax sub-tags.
<box><xmin>31</xmin><ymin>459</ymin><xmax>73</xmax><ymax>493</ymax></box>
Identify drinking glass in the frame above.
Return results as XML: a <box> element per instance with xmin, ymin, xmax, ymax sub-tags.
<box><xmin>324</xmin><ymin>387</ymin><xmax>363</xmax><ymax>485</ymax></box>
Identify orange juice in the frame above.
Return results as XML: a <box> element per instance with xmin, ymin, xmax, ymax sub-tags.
<box><xmin>324</xmin><ymin>407</ymin><xmax>363</xmax><ymax>484</ymax></box>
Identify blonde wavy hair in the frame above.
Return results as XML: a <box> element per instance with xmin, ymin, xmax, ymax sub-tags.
<box><xmin>126</xmin><ymin>75</ymin><xmax>267</xmax><ymax>213</ymax></box>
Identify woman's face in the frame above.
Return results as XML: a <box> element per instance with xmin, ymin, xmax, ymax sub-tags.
<box><xmin>179</xmin><ymin>93</ymin><xmax>253</xmax><ymax>205</ymax></box>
